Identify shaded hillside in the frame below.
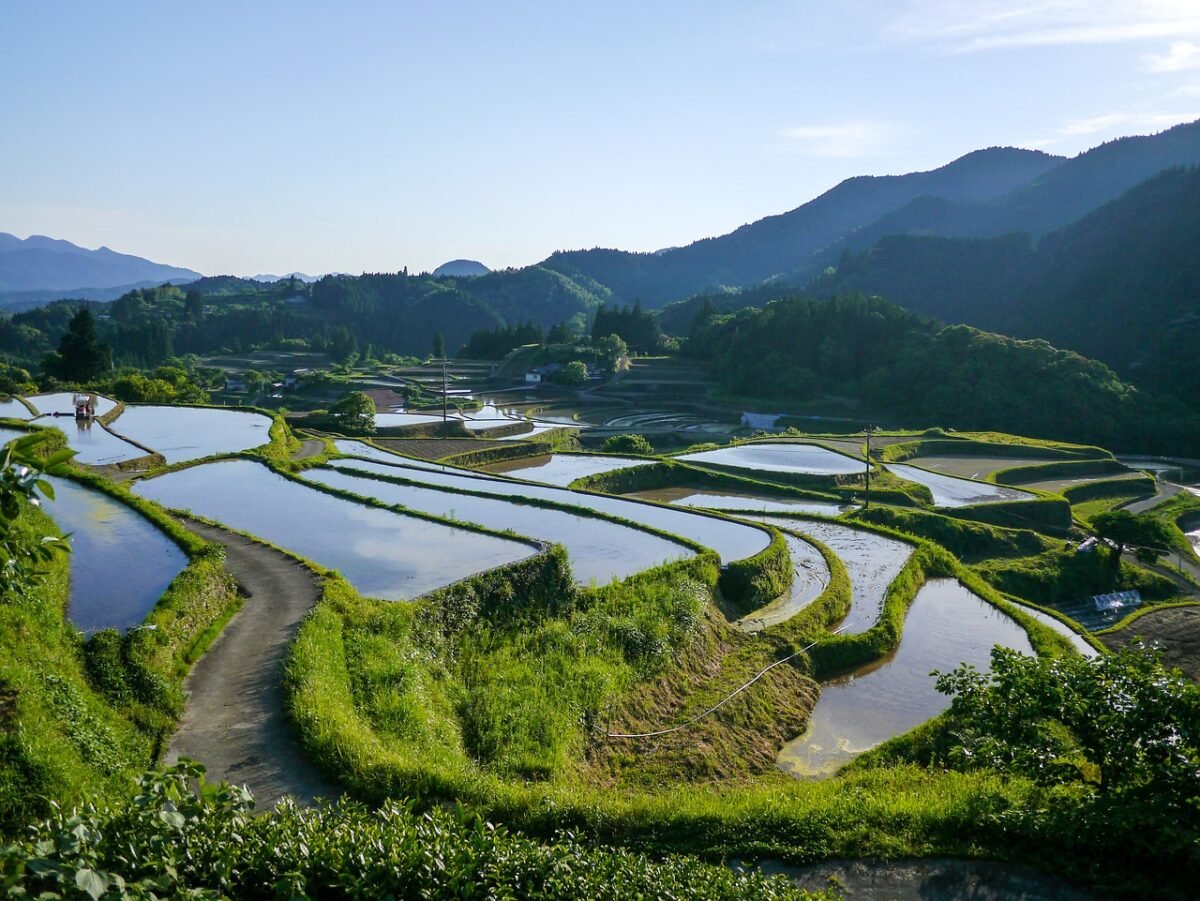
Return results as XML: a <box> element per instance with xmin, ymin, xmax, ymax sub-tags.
<box><xmin>542</xmin><ymin>147</ymin><xmax>1062</xmax><ymax>307</ymax></box>
<box><xmin>811</xmin><ymin>167</ymin><xmax>1200</xmax><ymax>406</ymax></box>
<box><xmin>0</xmin><ymin>233</ymin><xmax>200</xmax><ymax>296</ymax></box>
<box><xmin>816</xmin><ymin>119</ymin><xmax>1200</xmax><ymax>269</ymax></box>
<box><xmin>688</xmin><ymin>292</ymin><xmax>1199</xmax><ymax>454</ymax></box>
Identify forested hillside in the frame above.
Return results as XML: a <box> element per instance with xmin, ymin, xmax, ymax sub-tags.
<box><xmin>811</xmin><ymin>167</ymin><xmax>1200</xmax><ymax>407</ymax></box>
<box><xmin>689</xmin><ymin>293</ymin><xmax>1199</xmax><ymax>453</ymax></box>
<box><xmin>0</xmin><ymin>265</ymin><xmax>612</xmax><ymax>367</ymax></box>
<box><xmin>542</xmin><ymin>147</ymin><xmax>1062</xmax><ymax>307</ymax></box>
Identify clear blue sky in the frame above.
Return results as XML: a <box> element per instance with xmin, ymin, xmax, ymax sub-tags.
<box><xmin>3</xmin><ymin>1</ymin><xmax>1199</xmax><ymax>276</ymax></box>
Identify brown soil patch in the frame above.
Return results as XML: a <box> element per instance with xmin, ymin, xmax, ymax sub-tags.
<box><xmin>372</xmin><ymin>437</ymin><xmax>534</xmax><ymax>461</ymax></box>
<box><xmin>1101</xmin><ymin>604</ymin><xmax>1200</xmax><ymax>681</ymax></box>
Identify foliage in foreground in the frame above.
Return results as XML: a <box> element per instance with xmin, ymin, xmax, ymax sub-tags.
<box><xmin>935</xmin><ymin>644</ymin><xmax>1200</xmax><ymax>884</ymax></box>
<box><xmin>0</xmin><ymin>762</ymin><xmax>826</xmax><ymax>901</ymax></box>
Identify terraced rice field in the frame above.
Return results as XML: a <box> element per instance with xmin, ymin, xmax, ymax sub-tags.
<box><xmin>678</xmin><ymin>442</ymin><xmax>864</xmax><ymax>476</ymax></box>
<box><xmin>132</xmin><ymin>460</ymin><xmax>535</xmax><ymax>599</ymax></box>
<box><xmin>331</xmin><ymin>457</ymin><xmax>773</xmax><ymax>563</ymax></box>
<box><xmin>110</xmin><ymin>405</ymin><xmax>272</xmax><ymax>464</ymax></box>
<box><xmin>46</xmin><ymin>477</ymin><xmax>187</xmax><ymax>633</ymax></box>
<box><xmin>778</xmin><ymin>579</ymin><xmax>1033</xmax><ymax>777</ymax></box>
<box><xmin>307</xmin><ymin>466</ymin><xmax>693</xmax><ymax>586</ymax></box>
<box><xmin>736</xmin><ymin>532</ymin><xmax>829</xmax><ymax>632</ymax></box>
<box><xmin>745</xmin><ymin>515</ymin><xmax>914</xmax><ymax>635</ymax></box>
<box><xmin>901</xmin><ymin>455</ymin><xmax>1059</xmax><ymax>480</ymax></box>
<box><xmin>886</xmin><ymin>463</ymin><xmax>1035</xmax><ymax>507</ymax></box>
<box><xmin>631</xmin><ymin>487</ymin><xmax>845</xmax><ymax>517</ymax></box>
<box><xmin>27</xmin><ymin>392</ymin><xmax>119</xmax><ymax>418</ymax></box>
<box><xmin>483</xmin><ymin>453</ymin><xmax>653</xmax><ymax>486</ymax></box>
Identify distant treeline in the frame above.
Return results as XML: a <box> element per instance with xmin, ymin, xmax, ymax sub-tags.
<box><xmin>688</xmin><ymin>292</ymin><xmax>1200</xmax><ymax>453</ymax></box>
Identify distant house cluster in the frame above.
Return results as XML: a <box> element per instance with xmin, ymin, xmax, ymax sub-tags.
<box><xmin>224</xmin><ymin>368</ymin><xmax>308</xmax><ymax>398</ymax></box>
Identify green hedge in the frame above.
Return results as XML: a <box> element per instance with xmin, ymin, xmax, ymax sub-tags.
<box><xmin>850</xmin><ymin>505</ymin><xmax>1053</xmax><ymax>562</ymax></box>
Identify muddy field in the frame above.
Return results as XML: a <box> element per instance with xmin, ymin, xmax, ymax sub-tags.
<box><xmin>1102</xmin><ymin>605</ymin><xmax>1200</xmax><ymax>681</ymax></box>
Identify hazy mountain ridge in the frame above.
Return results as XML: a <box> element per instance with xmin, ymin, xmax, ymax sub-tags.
<box><xmin>542</xmin><ymin>147</ymin><xmax>1064</xmax><ymax>307</ymax></box>
<box><xmin>0</xmin><ymin>233</ymin><xmax>201</xmax><ymax>296</ymax></box>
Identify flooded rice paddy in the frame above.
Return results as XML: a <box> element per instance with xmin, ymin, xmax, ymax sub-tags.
<box><xmin>633</xmin><ymin>487</ymin><xmax>845</xmax><ymax>517</ymax></box>
<box><xmin>333</xmin><ymin>440</ymin><xmax>454</xmax><ymax>471</ymax></box>
<box><xmin>903</xmin><ymin>455</ymin><xmax>1058</xmax><ymax>481</ymax></box>
<box><xmin>0</xmin><ymin>397</ymin><xmax>33</xmax><ymax>419</ymax></box>
<box><xmin>747</xmin><ymin>516</ymin><xmax>914</xmax><ymax>635</ymax></box>
<box><xmin>737</xmin><ymin>532</ymin><xmax>829</xmax><ymax>632</ymax></box>
<box><xmin>308</xmin><ymin>467</ymin><xmax>692</xmax><ymax>585</ymax></box>
<box><xmin>46</xmin><ymin>477</ymin><xmax>188</xmax><ymax>633</ymax></box>
<box><xmin>1010</xmin><ymin>603</ymin><xmax>1099</xmax><ymax>657</ymax></box>
<box><xmin>27</xmin><ymin>392</ymin><xmax>119</xmax><ymax>418</ymax></box>
<box><xmin>483</xmin><ymin>453</ymin><xmax>653</xmax><ymax>486</ymax></box>
<box><xmin>54</xmin><ymin>420</ymin><xmax>146</xmax><ymax>465</ymax></box>
<box><xmin>132</xmin><ymin>460</ymin><xmax>534</xmax><ymax>599</ymax></box>
<box><xmin>109</xmin><ymin>406</ymin><xmax>272</xmax><ymax>464</ymax></box>
<box><xmin>886</xmin><ymin>463</ymin><xmax>1035</xmax><ymax>507</ymax></box>
<box><xmin>677</xmin><ymin>442</ymin><xmax>864</xmax><ymax>476</ymax></box>
<box><xmin>778</xmin><ymin>579</ymin><xmax>1033</xmax><ymax>777</ymax></box>
<box><xmin>330</xmin><ymin>457</ymin><xmax>772</xmax><ymax>562</ymax></box>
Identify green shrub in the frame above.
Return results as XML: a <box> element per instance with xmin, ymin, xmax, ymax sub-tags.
<box><xmin>601</xmin><ymin>433</ymin><xmax>655</xmax><ymax>455</ymax></box>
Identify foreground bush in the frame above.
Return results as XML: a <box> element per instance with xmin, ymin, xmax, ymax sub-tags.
<box><xmin>0</xmin><ymin>762</ymin><xmax>828</xmax><ymax>900</ymax></box>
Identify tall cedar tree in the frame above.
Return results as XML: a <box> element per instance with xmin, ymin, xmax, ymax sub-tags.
<box><xmin>49</xmin><ymin>308</ymin><xmax>112</xmax><ymax>382</ymax></box>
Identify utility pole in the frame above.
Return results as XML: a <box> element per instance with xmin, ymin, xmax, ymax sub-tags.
<box><xmin>864</xmin><ymin>425</ymin><xmax>874</xmax><ymax>509</ymax></box>
<box><xmin>442</xmin><ymin>357</ymin><xmax>448</xmax><ymax>425</ymax></box>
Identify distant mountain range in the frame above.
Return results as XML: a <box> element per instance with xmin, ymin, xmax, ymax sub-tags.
<box><xmin>248</xmin><ymin>272</ymin><xmax>323</xmax><ymax>283</ymax></box>
<box><xmin>0</xmin><ymin>233</ymin><xmax>200</xmax><ymax>306</ymax></box>
<box><xmin>541</xmin><ymin>118</ymin><xmax>1200</xmax><ymax>308</ymax></box>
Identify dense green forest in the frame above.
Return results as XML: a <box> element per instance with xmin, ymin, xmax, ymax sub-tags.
<box><xmin>0</xmin><ymin>265</ymin><xmax>612</xmax><ymax>369</ymax></box>
<box><xmin>811</xmin><ymin>167</ymin><xmax>1200</xmax><ymax>409</ymax></box>
<box><xmin>688</xmin><ymin>292</ymin><xmax>1200</xmax><ymax>452</ymax></box>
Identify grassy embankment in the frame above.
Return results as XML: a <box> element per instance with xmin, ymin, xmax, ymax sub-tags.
<box><xmin>0</xmin><ymin>456</ymin><xmax>239</xmax><ymax>837</ymax></box>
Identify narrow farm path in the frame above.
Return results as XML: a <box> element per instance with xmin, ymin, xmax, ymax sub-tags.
<box><xmin>167</xmin><ymin>518</ymin><xmax>338</xmax><ymax>808</ymax></box>
<box><xmin>293</xmin><ymin>438</ymin><xmax>325</xmax><ymax>461</ymax></box>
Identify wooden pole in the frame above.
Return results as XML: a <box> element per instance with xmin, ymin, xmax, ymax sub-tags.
<box><xmin>864</xmin><ymin>425</ymin><xmax>873</xmax><ymax>509</ymax></box>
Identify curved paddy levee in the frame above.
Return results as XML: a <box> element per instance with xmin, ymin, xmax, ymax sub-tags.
<box><xmin>632</xmin><ymin>486</ymin><xmax>845</xmax><ymax>517</ymax></box>
<box><xmin>44</xmin><ymin>477</ymin><xmax>188</xmax><ymax>633</ymax></box>
<box><xmin>132</xmin><ymin>459</ymin><xmax>535</xmax><ymax>599</ymax></box>
<box><xmin>333</xmin><ymin>457</ymin><xmax>773</xmax><ymax>563</ymax></box>
<box><xmin>736</xmin><ymin>532</ymin><xmax>829</xmax><ymax>632</ymax></box>
<box><xmin>743</xmin><ymin>514</ymin><xmax>913</xmax><ymax>635</ymax></box>
<box><xmin>886</xmin><ymin>463</ymin><xmax>1036</xmax><ymax>507</ymax></box>
<box><xmin>306</xmin><ymin>466</ymin><xmax>693</xmax><ymax>586</ymax></box>
<box><xmin>676</xmin><ymin>442</ymin><xmax>865</xmax><ymax>476</ymax></box>
<box><xmin>108</xmin><ymin>405</ymin><xmax>273</xmax><ymax>464</ymax></box>
<box><xmin>27</xmin><ymin>392</ymin><xmax>119</xmax><ymax>418</ymax></box>
<box><xmin>778</xmin><ymin>578</ymin><xmax>1034</xmax><ymax>777</ymax></box>
<box><xmin>0</xmin><ymin>397</ymin><xmax>34</xmax><ymax>419</ymax></box>
<box><xmin>482</xmin><ymin>453</ymin><xmax>654</xmax><ymax>486</ymax></box>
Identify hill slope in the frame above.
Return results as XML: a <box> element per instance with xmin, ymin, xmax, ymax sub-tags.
<box><xmin>541</xmin><ymin>147</ymin><xmax>1063</xmax><ymax>307</ymax></box>
<box><xmin>812</xmin><ymin>166</ymin><xmax>1200</xmax><ymax>405</ymax></box>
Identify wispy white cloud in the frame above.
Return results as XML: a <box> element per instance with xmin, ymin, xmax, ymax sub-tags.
<box><xmin>890</xmin><ymin>1</ymin><xmax>1200</xmax><ymax>53</ymax></box>
<box><xmin>1024</xmin><ymin>109</ymin><xmax>1199</xmax><ymax>147</ymax></box>
<box><xmin>779</xmin><ymin>121</ymin><xmax>900</xmax><ymax>158</ymax></box>
<box><xmin>1170</xmin><ymin>83</ymin><xmax>1200</xmax><ymax>96</ymax></box>
<box><xmin>1145</xmin><ymin>40</ymin><xmax>1200</xmax><ymax>71</ymax></box>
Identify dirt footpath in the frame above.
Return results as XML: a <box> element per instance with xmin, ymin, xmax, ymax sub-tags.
<box><xmin>167</xmin><ymin>519</ymin><xmax>339</xmax><ymax>808</ymax></box>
